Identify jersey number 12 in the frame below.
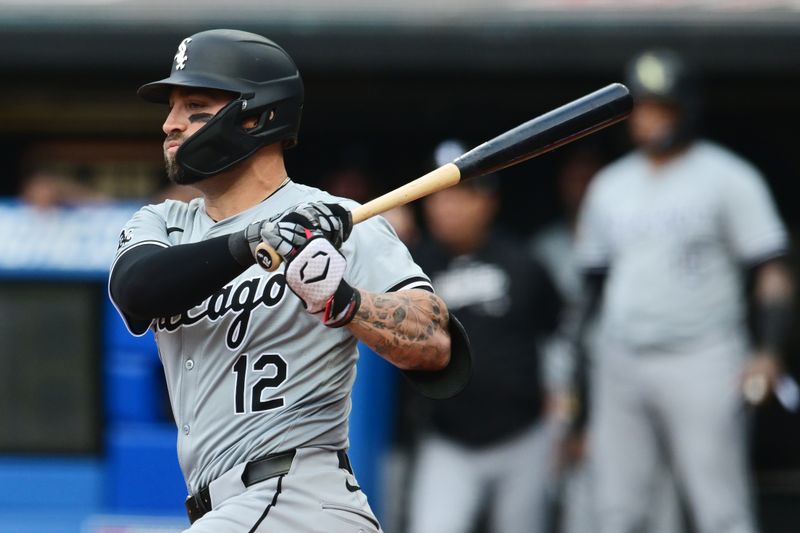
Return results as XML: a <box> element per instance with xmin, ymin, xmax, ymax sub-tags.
<box><xmin>232</xmin><ymin>353</ymin><xmax>288</xmax><ymax>414</ymax></box>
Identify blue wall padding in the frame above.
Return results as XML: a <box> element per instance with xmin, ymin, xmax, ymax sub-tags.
<box><xmin>348</xmin><ymin>343</ymin><xmax>398</xmax><ymax>522</ymax></box>
<box><xmin>105</xmin><ymin>423</ymin><xmax>186</xmax><ymax>515</ymax></box>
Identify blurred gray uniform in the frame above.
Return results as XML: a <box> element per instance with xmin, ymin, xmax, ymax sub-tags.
<box><xmin>110</xmin><ymin>180</ymin><xmax>431</xmax><ymax>532</ymax></box>
<box><xmin>576</xmin><ymin>141</ymin><xmax>786</xmax><ymax>533</ymax></box>
<box><xmin>532</xmin><ymin>223</ymin><xmax>682</xmax><ymax>533</ymax></box>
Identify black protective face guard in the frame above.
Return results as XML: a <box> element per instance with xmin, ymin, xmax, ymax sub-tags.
<box><xmin>402</xmin><ymin>312</ymin><xmax>472</xmax><ymax>400</ymax></box>
<box><xmin>175</xmin><ymin>99</ymin><xmax>266</xmax><ymax>181</ymax></box>
<box><xmin>173</xmin><ymin>94</ymin><xmax>301</xmax><ymax>183</ymax></box>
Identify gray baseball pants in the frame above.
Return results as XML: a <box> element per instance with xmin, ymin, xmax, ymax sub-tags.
<box><xmin>590</xmin><ymin>337</ymin><xmax>758</xmax><ymax>533</ymax></box>
<box><xmin>185</xmin><ymin>447</ymin><xmax>380</xmax><ymax>533</ymax></box>
<box><xmin>407</xmin><ymin>419</ymin><xmax>558</xmax><ymax>533</ymax></box>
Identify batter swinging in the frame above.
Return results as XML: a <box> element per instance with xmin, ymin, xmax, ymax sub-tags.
<box><xmin>109</xmin><ymin>29</ymin><xmax>468</xmax><ymax>533</ymax></box>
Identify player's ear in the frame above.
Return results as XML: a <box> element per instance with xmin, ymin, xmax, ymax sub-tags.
<box><xmin>241</xmin><ymin>109</ymin><xmax>275</xmax><ymax>131</ymax></box>
<box><xmin>241</xmin><ymin>116</ymin><xmax>259</xmax><ymax>130</ymax></box>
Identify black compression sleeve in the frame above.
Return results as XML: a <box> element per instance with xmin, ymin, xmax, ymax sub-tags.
<box><xmin>746</xmin><ymin>258</ymin><xmax>794</xmax><ymax>357</ymax></box>
<box><xmin>572</xmin><ymin>268</ymin><xmax>608</xmax><ymax>342</ymax></box>
<box><xmin>756</xmin><ymin>301</ymin><xmax>793</xmax><ymax>356</ymax></box>
<box><xmin>571</xmin><ymin>268</ymin><xmax>608</xmax><ymax>432</ymax></box>
<box><xmin>110</xmin><ymin>233</ymin><xmax>254</xmax><ymax>320</ymax></box>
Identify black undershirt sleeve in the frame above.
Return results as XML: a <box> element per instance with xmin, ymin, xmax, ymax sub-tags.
<box><xmin>746</xmin><ymin>257</ymin><xmax>794</xmax><ymax>357</ymax></box>
<box><xmin>571</xmin><ymin>268</ymin><xmax>608</xmax><ymax>431</ymax></box>
<box><xmin>110</xmin><ymin>233</ymin><xmax>254</xmax><ymax>321</ymax></box>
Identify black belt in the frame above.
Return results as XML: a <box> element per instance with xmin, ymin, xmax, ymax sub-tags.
<box><xmin>186</xmin><ymin>449</ymin><xmax>353</xmax><ymax>524</ymax></box>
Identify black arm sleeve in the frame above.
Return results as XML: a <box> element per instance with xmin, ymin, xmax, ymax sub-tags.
<box><xmin>746</xmin><ymin>258</ymin><xmax>794</xmax><ymax>357</ymax></box>
<box><xmin>110</xmin><ymin>233</ymin><xmax>254</xmax><ymax>321</ymax></box>
<box><xmin>531</xmin><ymin>259</ymin><xmax>563</xmax><ymax>336</ymax></box>
<box><xmin>570</xmin><ymin>268</ymin><xmax>608</xmax><ymax>431</ymax></box>
<box><xmin>571</xmin><ymin>268</ymin><xmax>608</xmax><ymax>344</ymax></box>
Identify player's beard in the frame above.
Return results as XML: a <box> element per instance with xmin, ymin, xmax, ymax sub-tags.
<box><xmin>164</xmin><ymin>141</ymin><xmax>210</xmax><ymax>185</ymax></box>
<box><xmin>164</xmin><ymin>151</ymin><xmax>188</xmax><ymax>184</ymax></box>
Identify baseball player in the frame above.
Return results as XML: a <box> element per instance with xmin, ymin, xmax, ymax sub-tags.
<box><xmin>405</xmin><ymin>141</ymin><xmax>562</xmax><ymax>533</ymax></box>
<box><xmin>108</xmin><ymin>29</ymin><xmax>469</xmax><ymax>533</ymax></box>
<box><xmin>531</xmin><ymin>150</ymin><xmax>682</xmax><ymax>533</ymax></box>
<box><xmin>571</xmin><ymin>49</ymin><xmax>794</xmax><ymax>533</ymax></box>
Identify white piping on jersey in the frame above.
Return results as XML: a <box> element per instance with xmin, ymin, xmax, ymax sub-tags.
<box><xmin>397</xmin><ymin>280</ymin><xmax>434</xmax><ymax>292</ymax></box>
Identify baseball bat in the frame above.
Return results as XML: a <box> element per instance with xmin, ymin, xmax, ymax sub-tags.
<box><xmin>255</xmin><ymin>83</ymin><xmax>633</xmax><ymax>271</ymax></box>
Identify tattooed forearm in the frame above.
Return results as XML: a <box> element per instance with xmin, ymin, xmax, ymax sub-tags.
<box><xmin>348</xmin><ymin>289</ymin><xmax>451</xmax><ymax>371</ymax></box>
<box><xmin>356</xmin><ymin>291</ymin><xmax>440</xmax><ymax>339</ymax></box>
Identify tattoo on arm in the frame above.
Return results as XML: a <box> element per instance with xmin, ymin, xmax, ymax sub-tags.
<box><xmin>351</xmin><ymin>289</ymin><xmax>449</xmax><ymax>369</ymax></box>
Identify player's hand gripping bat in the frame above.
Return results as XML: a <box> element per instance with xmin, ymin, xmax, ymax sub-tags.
<box><xmin>255</xmin><ymin>83</ymin><xmax>633</xmax><ymax>271</ymax></box>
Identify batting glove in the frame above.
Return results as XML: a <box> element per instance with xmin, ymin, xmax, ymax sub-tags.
<box><xmin>237</xmin><ymin>202</ymin><xmax>359</xmax><ymax>326</ymax></box>
<box><xmin>242</xmin><ymin>202</ymin><xmax>353</xmax><ymax>264</ymax></box>
<box><xmin>284</xmin><ymin>236</ymin><xmax>361</xmax><ymax>327</ymax></box>
<box><xmin>298</xmin><ymin>202</ymin><xmax>353</xmax><ymax>249</ymax></box>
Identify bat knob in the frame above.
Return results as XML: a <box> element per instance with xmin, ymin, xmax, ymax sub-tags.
<box><xmin>255</xmin><ymin>242</ymin><xmax>282</xmax><ymax>272</ymax></box>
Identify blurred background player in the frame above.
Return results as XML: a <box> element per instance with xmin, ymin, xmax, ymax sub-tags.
<box><xmin>572</xmin><ymin>49</ymin><xmax>795</xmax><ymax>533</ymax></box>
<box><xmin>383</xmin><ymin>205</ymin><xmax>420</xmax><ymax>249</ymax></box>
<box><xmin>530</xmin><ymin>148</ymin><xmax>604</xmax><ymax>533</ymax></box>
<box><xmin>530</xmin><ymin>148</ymin><xmax>604</xmax><ymax>429</ymax></box>
<box><xmin>531</xmin><ymin>148</ymin><xmax>682</xmax><ymax>533</ymax></box>
<box><xmin>19</xmin><ymin>169</ymin><xmax>110</xmax><ymax>208</ymax></box>
<box><xmin>404</xmin><ymin>140</ymin><xmax>562</xmax><ymax>533</ymax></box>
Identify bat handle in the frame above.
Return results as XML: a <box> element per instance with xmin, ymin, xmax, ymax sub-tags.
<box><xmin>254</xmin><ymin>242</ymin><xmax>283</xmax><ymax>272</ymax></box>
<box><xmin>351</xmin><ymin>163</ymin><xmax>462</xmax><ymax>224</ymax></box>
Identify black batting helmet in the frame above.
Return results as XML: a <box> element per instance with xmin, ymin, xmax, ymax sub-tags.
<box><xmin>139</xmin><ymin>29</ymin><xmax>304</xmax><ymax>182</ymax></box>
<box><xmin>625</xmin><ymin>49</ymin><xmax>699</xmax><ymax>151</ymax></box>
<box><xmin>625</xmin><ymin>49</ymin><xmax>694</xmax><ymax>105</ymax></box>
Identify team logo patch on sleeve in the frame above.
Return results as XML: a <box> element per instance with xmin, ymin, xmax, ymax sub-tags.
<box><xmin>118</xmin><ymin>229</ymin><xmax>133</xmax><ymax>249</ymax></box>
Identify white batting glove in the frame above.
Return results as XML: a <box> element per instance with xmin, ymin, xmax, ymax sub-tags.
<box><xmin>284</xmin><ymin>236</ymin><xmax>361</xmax><ymax>327</ymax></box>
<box><xmin>242</xmin><ymin>202</ymin><xmax>353</xmax><ymax>267</ymax></box>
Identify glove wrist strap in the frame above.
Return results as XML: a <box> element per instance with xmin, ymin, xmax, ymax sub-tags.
<box><xmin>323</xmin><ymin>282</ymin><xmax>361</xmax><ymax>328</ymax></box>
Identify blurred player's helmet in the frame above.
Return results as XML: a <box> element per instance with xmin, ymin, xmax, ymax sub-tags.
<box><xmin>433</xmin><ymin>139</ymin><xmax>498</xmax><ymax>191</ymax></box>
<box><xmin>138</xmin><ymin>29</ymin><xmax>304</xmax><ymax>183</ymax></box>
<box><xmin>625</xmin><ymin>49</ymin><xmax>698</xmax><ymax>152</ymax></box>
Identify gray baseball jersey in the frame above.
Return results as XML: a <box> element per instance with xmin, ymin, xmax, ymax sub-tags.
<box><xmin>109</xmin><ymin>180</ymin><xmax>432</xmax><ymax>494</ymax></box>
<box><xmin>576</xmin><ymin>140</ymin><xmax>787</xmax><ymax>351</ymax></box>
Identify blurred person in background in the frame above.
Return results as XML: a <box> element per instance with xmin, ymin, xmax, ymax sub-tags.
<box><xmin>571</xmin><ymin>49</ymin><xmax>794</xmax><ymax>533</ymax></box>
<box><xmin>405</xmin><ymin>139</ymin><xmax>562</xmax><ymax>533</ymax></box>
<box><xmin>320</xmin><ymin>149</ymin><xmax>375</xmax><ymax>204</ymax></box>
<box><xmin>383</xmin><ymin>205</ymin><xmax>420</xmax><ymax>248</ymax></box>
<box><xmin>530</xmin><ymin>148</ymin><xmax>603</xmax><ymax>533</ymax></box>
<box><xmin>532</xmin><ymin>149</ymin><xmax>682</xmax><ymax>533</ymax></box>
<box><xmin>20</xmin><ymin>170</ymin><xmax>110</xmax><ymax>208</ymax></box>
<box><xmin>531</xmin><ymin>148</ymin><xmax>604</xmax><ymax>418</ymax></box>
<box><xmin>531</xmin><ymin>147</ymin><xmax>602</xmax><ymax>307</ymax></box>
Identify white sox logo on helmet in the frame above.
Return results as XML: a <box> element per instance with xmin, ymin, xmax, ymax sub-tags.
<box><xmin>174</xmin><ymin>37</ymin><xmax>192</xmax><ymax>70</ymax></box>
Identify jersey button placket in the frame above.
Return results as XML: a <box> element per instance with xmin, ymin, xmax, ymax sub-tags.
<box><xmin>179</xmin><ymin>334</ymin><xmax>200</xmax><ymax>471</ymax></box>
<box><xmin>182</xmin><ymin>359</ymin><xmax>195</xmax><ymax>439</ymax></box>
